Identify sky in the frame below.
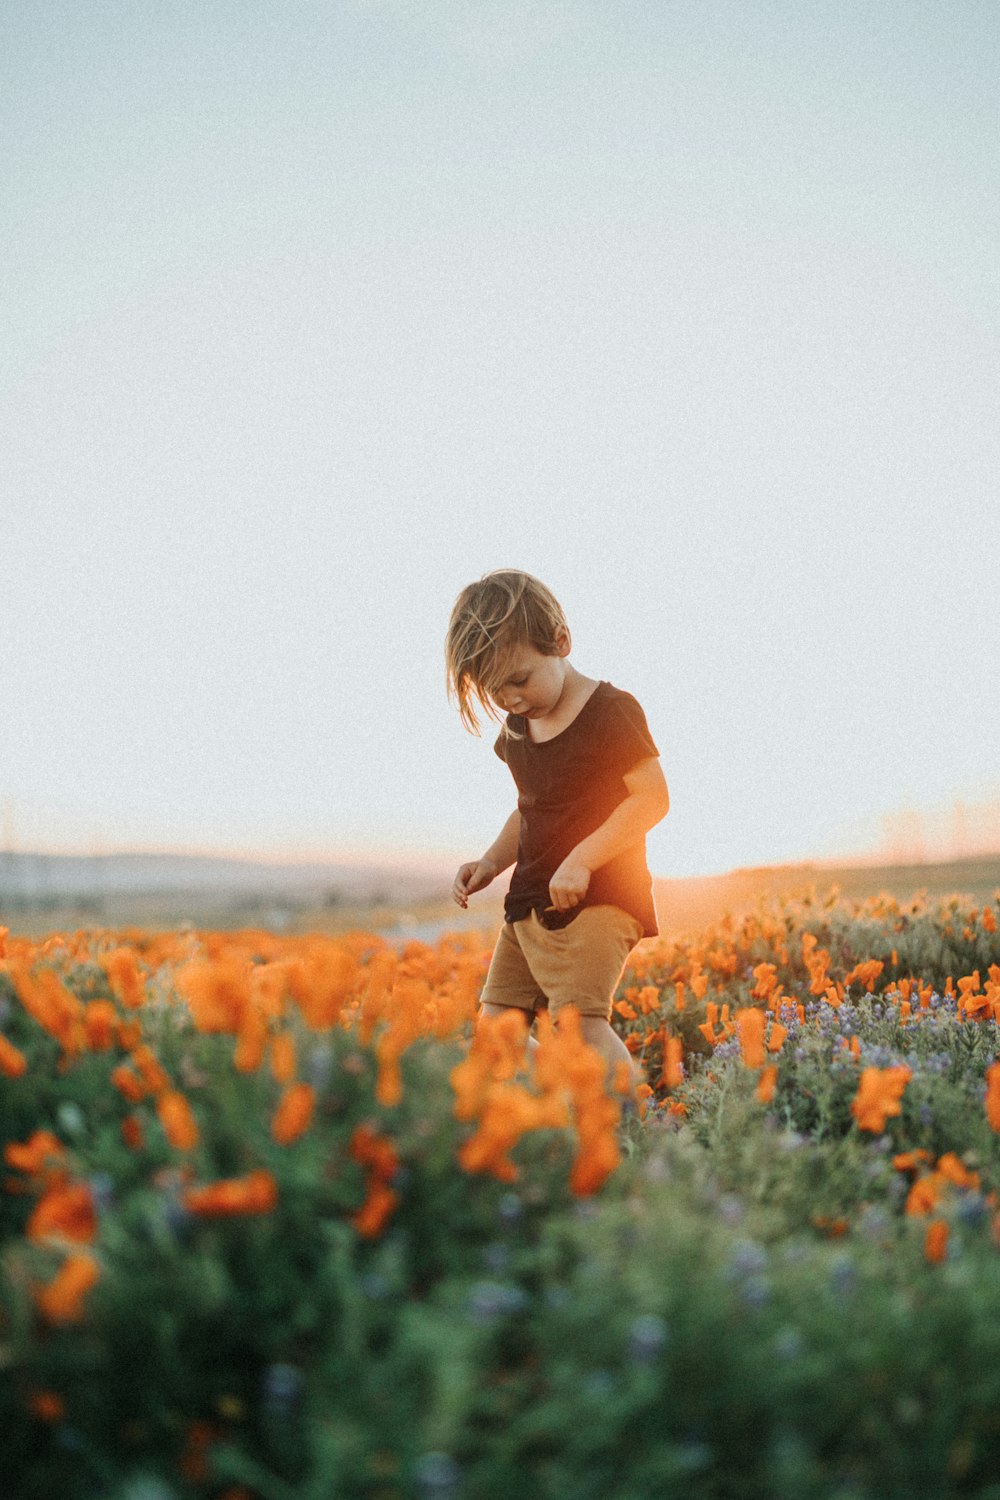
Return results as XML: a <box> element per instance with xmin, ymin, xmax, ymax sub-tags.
<box><xmin>2</xmin><ymin>0</ymin><xmax>998</xmax><ymax>880</ymax></box>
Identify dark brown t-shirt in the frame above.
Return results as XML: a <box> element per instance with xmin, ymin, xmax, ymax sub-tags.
<box><xmin>494</xmin><ymin>680</ymin><xmax>660</xmax><ymax>937</ymax></box>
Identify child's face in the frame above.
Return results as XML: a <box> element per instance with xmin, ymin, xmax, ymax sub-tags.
<box><xmin>488</xmin><ymin>635</ymin><xmax>570</xmax><ymax>720</ymax></box>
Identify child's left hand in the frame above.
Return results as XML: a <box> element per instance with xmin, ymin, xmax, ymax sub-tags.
<box><xmin>547</xmin><ymin>856</ymin><xmax>591</xmax><ymax>913</ymax></box>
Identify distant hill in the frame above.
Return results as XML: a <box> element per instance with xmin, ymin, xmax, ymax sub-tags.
<box><xmin>653</xmin><ymin>852</ymin><xmax>1000</xmax><ymax>935</ymax></box>
<box><xmin>0</xmin><ymin>849</ymin><xmax>452</xmax><ymax>931</ymax></box>
<box><xmin>0</xmin><ymin>850</ymin><xmax>446</xmax><ymax>898</ymax></box>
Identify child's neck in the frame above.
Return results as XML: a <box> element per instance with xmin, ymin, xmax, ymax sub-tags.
<box><xmin>529</xmin><ymin>665</ymin><xmax>600</xmax><ymax>742</ymax></box>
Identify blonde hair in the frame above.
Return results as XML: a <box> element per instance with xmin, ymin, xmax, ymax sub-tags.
<box><xmin>445</xmin><ymin>570</ymin><xmax>569</xmax><ymax>734</ymax></box>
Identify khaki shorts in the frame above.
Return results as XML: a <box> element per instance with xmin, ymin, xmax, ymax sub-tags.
<box><xmin>480</xmin><ymin>905</ymin><xmax>643</xmax><ymax>1021</ymax></box>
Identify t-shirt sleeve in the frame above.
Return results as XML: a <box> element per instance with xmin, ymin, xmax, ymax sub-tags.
<box><xmin>601</xmin><ymin>692</ymin><xmax>659</xmax><ymax>779</ymax></box>
<box><xmin>493</xmin><ymin>715</ymin><xmax>517</xmax><ymax>762</ymax></box>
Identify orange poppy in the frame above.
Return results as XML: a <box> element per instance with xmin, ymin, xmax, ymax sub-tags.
<box><xmin>986</xmin><ymin>1062</ymin><xmax>1000</xmax><ymax>1131</ymax></box>
<box><xmin>183</xmin><ymin>1170</ymin><xmax>278</xmax><ymax>1218</ymax></box>
<box><xmin>767</xmin><ymin>1022</ymin><xmax>788</xmax><ymax>1054</ymax></box>
<box><xmin>662</xmin><ymin>1035</ymin><xmax>684</xmax><ymax>1090</ymax></box>
<box><xmin>157</xmin><ymin>1091</ymin><xmax>200</xmax><ymax>1152</ymax></box>
<box><xmin>4</xmin><ymin>1129</ymin><xmax>65</xmax><ymax>1179</ymax></box>
<box><xmin>83</xmin><ymin>1000</ymin><xmax>117</xmax><ymax>1052</ymax></box>
<box><xmin>735</xmin><ymin>1008</ymin><xmax>766</xmax><ymax>1069</ymax></box>
<box><xmin>756</xmin><ymin>1065</ymin><xmax>778</xmax><ymax>1104</ymax></box>
<box><xmin>102</xmin><ymin>948</ymin><xmax>145</xmax><ymax>1009</ymax></box>
<box><xmin>111</xmin><ymin>1065</ymin><xmax>146</xmax><ymax>1104</ymax></box>
<box><xmin>924</xmin><ymin>1219</ymin><xmax>949</xmax><ymax>1264</ymax></box>
<box><xmin>271</xmin><ymin>1082</ymin><xmax>315</xmax><ymax>1145</ymax></box>
<box><xmin>34</xmin><ymin>1252</ymin><xmax>100</xmax><ymax>1324</ymax></box>
<box><xmin>27</xmin><ymin>1389</ymin><xmax>65</xmax><ymax>1423</ymax></box>
<box><xmin>0</xmin><ymin>1033</ymin><xmax>27</xmax><ymax>1077</ymax></box>
<box><xmin>131</xmin><ymin>1045</ymin><xmax>170</xmax><ymax>1096</ymax></box>
<box><xmin>27</xmin><ymin>1182</ymin><xmax>96</xmax><ymax>1244</ymax></box>
<box><xmin>850</xmin><ymin>1066</ymin><xmax>911</xmax><ymax>1132</ymax></box>
<box><xmin>351</xmin><ymin>1180</ymin><xmax>399</xmax><ymax>1239</ymax></box>
<box><xmin>233</xmin><ymin>1006</ymin><xmax>268</xmax><ymax>1073</ymax></box>
<box><xmin>269</xmin><ymin>1031</ymin><xmax>297</xmax><ymax>1084</ymax></box>
<box><xmin>906</xmin><ymin>1175</ymin><xmax>943</xmax><ymax>1217</ymax></box>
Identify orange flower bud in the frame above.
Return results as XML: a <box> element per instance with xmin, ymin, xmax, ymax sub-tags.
<box><xmin>0</xmin><ymin>1033</ymin><xmax>28</xmax><ymax>1078</ymax></box>
<box><xmin>269</xmin><ymin>1031</ymin><xmax>297</xmax><ymax>1084</ymax></box>
<box><xmin>924</xmin><ymin>1219</ymin><xmax>949</xmax><ymax>1264</ymax></box>
<box><xmin>158</xmin><ymin>1090</ymin><xmax>200</xmax><ymax>1152</ymax></box>
<box><xmin>34</xmin><ymin>1252</ymin><xmax>100</xmax><ymax>1323</ymax></box>
<box><xmin>183</xmin><ymin>1170</ymin><xmax>278</xmax><ymax>1218</ymax></box>
<box><xmin>271</xmin><ymin>1083</ymin><xmax>315</xmax><ymax>1145</ymax></box>
<box><xmin>27</xmin><ymin>1183</ymin><xmax>96</xmax><ymax>1245</ymax></box>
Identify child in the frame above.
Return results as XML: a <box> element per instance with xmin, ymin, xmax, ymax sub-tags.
<box><xmin>445</xmin><ymin>569</ymin><xmax>669</xmax><ymax>1095</ymax></box>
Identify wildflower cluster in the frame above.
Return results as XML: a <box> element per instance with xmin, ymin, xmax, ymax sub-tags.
<box><xmin>2</xmin><ymin>883</ymin><xmax>1000</xmax><ymax>1498</ymax></box>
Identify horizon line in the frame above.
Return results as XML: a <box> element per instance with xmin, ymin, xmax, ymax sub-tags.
<box><xmin>2</xmin><ymin>841</ymin><xmax>998</xmax><ymax>886</ymax></box>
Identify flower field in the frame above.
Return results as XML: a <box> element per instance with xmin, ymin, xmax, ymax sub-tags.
<box><xmin>3</xmin><ymin>886</ymin><xmax>1000</xmax><ymax>1500</ymax></box>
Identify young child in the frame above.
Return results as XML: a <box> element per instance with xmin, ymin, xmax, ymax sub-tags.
<box><xmin>445</xmin><ymin>569</ymin><xmax>669</xmax><ymax>1094</ymax></box>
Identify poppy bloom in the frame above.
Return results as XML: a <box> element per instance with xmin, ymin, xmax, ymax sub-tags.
<box><xmin>10</xmin><ymin>966</ymin><xmax>84</xmax><ymax>1053</ymax></box>
<box><xmin>175</xmin><ymin>957</ymin><xmax>251</xmax><ymax>1034</ymax></box>
<box><xmin>350</xmin><ymin>1180</ymin><xmax>399</xmax><ymax>1239</ymax></box>
<box><xmin>28</xmin><ymin>1389</ymin><xmax>65</xmax><ymax>1423</ymax></box>
<box><xmin>183</xmin><ymin>1170</ymin><xmax>278</xmax><ymax>1217</ymax></box>
<box><xmin>986</xmin><ymin>1062</ymin><xmax>1000</xmax><ymax>1131</ymax></box>
<box><xmin>180</xmin><ymin>1421</ymin><xmax>218</xmax><ymax>1483</ymax></box>
<box><xmin>27</xmin><ymin>1182</ymin><xmax>96</xmax><ymax>1244</ymax></box>
<box><xmin>4</xmin><ymin>1129</ymin><xmax>65</xmax><ymax>1179</ymax></box>
<box><xmin>131</xmin><ymin>1045</ymin><xmax>170</xmax><ymax>1096</ymax></box>
<box><xmin>845</xmin><ymin>960</ymin><xmax>884</xmax><ymax>995</ymax></box>
<box><xmin>906</xmin><ymin>1175</ymin><xmax>943</xmax><ymax>1217</ymax></box>
<box><xmin>271</xmin><ymin>1082</ymin><xmax>315</xmax><ymax>1145</ymax></box>
<box><xmin>936</xmin><ymin>1152</ymin><xmax>981</xmax><ymax>1191</ymax></box>
<box><xmin>269</xmin><ymin>1031</ymin><xmax>297</xmax><ymax>1084</ymax></box>
<box><xmin>766</xmin><ymin>1022</ymin><xmax>787</xmax><ymax>1054</ymax></box>
<box><xmin>349</xmin><ymin>1123</ymin><xmax>400</xmax><ymax>1182</ymax></box>
<box><xmin>756</xmin><ymin>1065</ymin><xmax>778</xmax><ymax>1104</ymax></box>
<box><xmin>924</xmin><ymin>1219</ymin><xmax>949</xmax><ymax>1264</ymax></box>
<box><xmin>233</xmin><ymin>1006</ymin><xmax>269</xmax><ymax>1073</ymax></box>
<box><xmin>112</xmin><ymin>1065</ymin><xmax>146</xmax><ymax>1104</ymax></box>
<box><xmin>893</xmin><ymin>1149</ymin><xmax>932</xmax><ymax>1174</ymax></box>
<box><xmin>735</xmin><ymin>1008</ymin><xmax>766</xmax><ymax>1069</ymax></box>
<box><xmin>102</xmin><ymin>948</ymin><xmax>145</xmax><ymax>1009</ymax></box>
<box><xmin>751</xmin><ymin>964</ymin><xmax>778</xmax><ymax>1001</ymax></box>
<box><xmin>0</xmin><ymin>1033</ymin><xmax>27</xmax><ymax>1077</ymax></box>
<box><xmin>850</xmin><ymin>1066</ymin><xmax>911</xmax><ymax>1132</ymax></box>
<box><xmin>34</xmin><ymin>1252</ymin><xmax>100</xmax><ymax>1324</ymax></box>
<box><xmin>662</xmin><ymin>1035</ymin><xmax>684</xmax><ymax>1090</ymax></box>
<box><xmin>157</xmin><ymin>1091</ymin><xmax>200</xmax><ymax>1152</ymax></box>
<box><xmin>83</xmin><ymin>1000</ymin><xmax>117</xmax><ymax>1052</ymax></box>
<box><xmin>349</xmin><ymin>1122</ymin><xmax>402</xmax><ymax>1234</ymax></box>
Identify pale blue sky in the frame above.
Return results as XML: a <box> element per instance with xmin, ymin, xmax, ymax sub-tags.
<box><xmin>3</xmin><ymin>1</ymin><xmax>998</xmax><ymax>878</ymax></box>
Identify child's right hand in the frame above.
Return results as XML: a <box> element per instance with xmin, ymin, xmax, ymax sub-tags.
<box><xmin>452</xmin><ymin>858</ymin><xmax>497</xmax><ymax>907</ymax></box>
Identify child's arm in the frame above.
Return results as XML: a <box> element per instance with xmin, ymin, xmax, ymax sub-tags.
<box><xmin>452</xmin><ymin>809</ymin><xmax>521</xmax><ymax>908</ymax></box>
<box><xmin>547</xmin><ymin>758</ymin><xmax>670</xmax><ymax>914</ymax></box>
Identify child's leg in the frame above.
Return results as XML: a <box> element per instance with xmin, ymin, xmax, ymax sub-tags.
<box><xmin>572</xmin><ymin>1015</ymin><xmax>642</xmax><ymax>1096</ymax></box>
<box><xmin>514</xmin><ymin>906</ymin><xmax>645</xmax><ymax>1099</ymax></box>
<box><xmin>477</xmin><ymin>923</ymin><xmax>544</xmax><ymax>1064</ymax></box>
<box><xmin>479</xmin><ymin>1000</ymin><xmax>539</xmax><ymax>1055</ymax></box>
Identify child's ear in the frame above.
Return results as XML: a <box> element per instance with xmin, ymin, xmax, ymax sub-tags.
<box><xmin>555</xmin><ymin>629</ymin><xmax>571</xmax><ymax>657</ymax></box>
